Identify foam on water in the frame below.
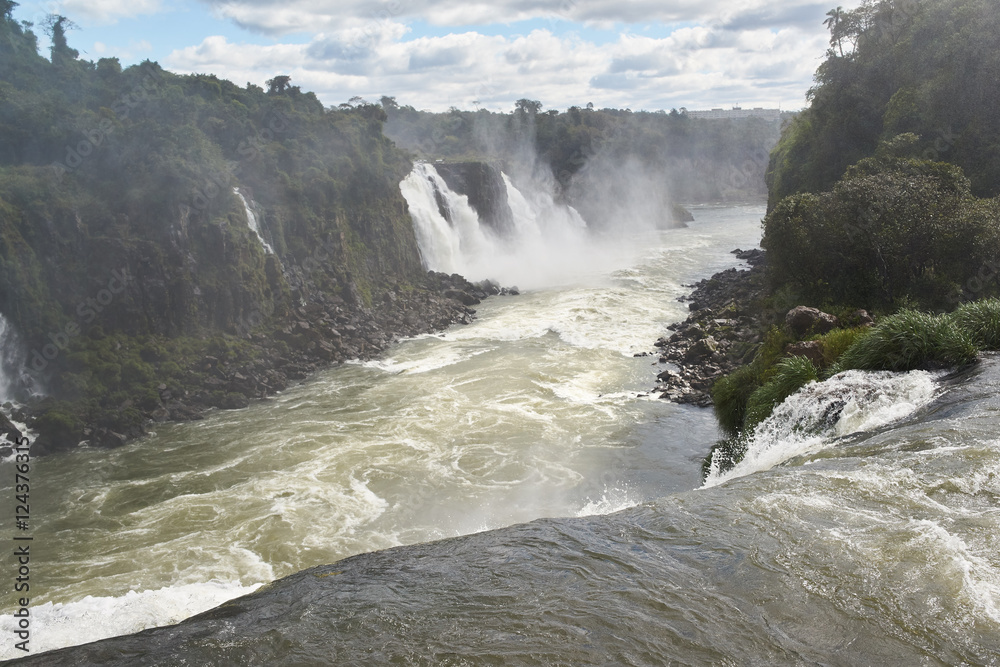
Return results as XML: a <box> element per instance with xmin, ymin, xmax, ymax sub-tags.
<box><xmin>575</xmin><ymin>484</ymin><xmax>639</xmax><ymax>516</ymax></box>
<box><xmin>705</xmin><ymin>370</ymin><xmax>941</xmax><ymax>487</ymax></box>
<box><xmin>8</xmin><ymin>205</ymin><xmax>769</xmax><ymax>657</ymax></box>
<box><xmin>400</xmin><ymin>163</ymin><xmax>655</xmax><ymax>290</ymax></box>
<box><xmin>0</xmin><ymin>580</ymin><xmax>263</xmax><ymax>660</ymax></box>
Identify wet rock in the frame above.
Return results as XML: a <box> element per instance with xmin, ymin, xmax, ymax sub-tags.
<box><xmin>92</xmin><ymin>428</ymin><xmax>128</xmax><ymax>449</ymax></box>
<box><xmin>650</xmin><ymin>249</ymin><xmax>769</xmax><ymax>406</ymax></box>
<box><xmin>444</xmin><ymin>289</ymin><xmax>481</xmax><ymax>307</ymax></box>
<box><xmin>684</xmin><ymin>336</ymin><xmax>718</xmax><ymax>362</ymax></box>
<box><xmin>785</xmin><ymin>306</ymin><xmax>840</xmax><ymax>337</ymax></box>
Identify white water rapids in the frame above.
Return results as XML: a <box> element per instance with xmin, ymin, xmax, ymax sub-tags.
<box><xmin>2</xmin><ymin>182</ymin><xmax>998</xmax><ymax>662</ymax></box>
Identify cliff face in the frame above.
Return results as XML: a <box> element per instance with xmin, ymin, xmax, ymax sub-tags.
<box><xmin>432</xmin><ymin>162</ymin><xmax>515</xmax><ymax>237</ymax></box>
<box><xmin>0</xmin><ymin>45</ymin><xmax>490</xmax><ymax>453</ymax></box>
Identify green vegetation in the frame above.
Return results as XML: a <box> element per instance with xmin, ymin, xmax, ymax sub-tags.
<box><xmin>762</xmin><ymin>153</ymin><xmax>1000</xmax><ymax>311</ymax></box>
<box><xmin>708</xmin><ymin>302</ymin><xmax>999</xmax><ymax>474</ymax></box>
<box><xmin>708</xmin><ymin>0</ymin><xmax>1000</xmax><ymax>472</ymax></box>
<box><xmin>952</xmin><ymin>299</ymin><xmax>1000</xmax><ymax>350</ymax></box>
<box><xmin>0</xmin><ymin>4</ymin><xmax>434</xmax><ymax>450</ymax></box>
<box><xmin>832</xmin><ymin>310</ymin><xmax>978</xmax><ymax>373</ymax></box>
<box><xmin>766</xmin><ymin>0</ymin><xmax>1000</xmax><ymax>207</ymax></box>
<box><xmin>711</xmin><ymin>326</ymin><xmax>794</xmax><ymax>438</ymax></box>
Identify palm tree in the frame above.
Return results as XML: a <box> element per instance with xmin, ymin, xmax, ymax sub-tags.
<box><xmin>824</xmin><ymin>7</ymin><xmax>845</xmax><ymax>57</ymax></box>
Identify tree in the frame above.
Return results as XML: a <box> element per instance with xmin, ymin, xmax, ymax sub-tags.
<box><xmin>266</xmin><ymin>75</ymin><xmax>292</xmax><ymax>95</ymax></box>
<box><xmin>824</xmin><ymin>7</ymin><xmax>846</xmax><ymax>57</ymax></box>
<box><xmin>514</xmin><ymin>98</ymin><xmax>542</xmax><ymax>116</ymax></box>
<box><xmin>43</xmin><ymin>14</ymin><xmax>78</xmax><ymax>64</ymax></box>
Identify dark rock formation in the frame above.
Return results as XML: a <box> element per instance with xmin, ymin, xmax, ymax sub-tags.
<box><xmin>433</xmin><ymin>162</ymin><xmax>516</xmax><ymax>237</ymax></box>
<box><xmin>785</xmin><ymin>306</ymin><xmax>839</xmax><ymax>337</ymax></box>
<box><xmin>652</xmin><ymin>250</ymin><xmax>768</xmax><ymax>407</ymax></box>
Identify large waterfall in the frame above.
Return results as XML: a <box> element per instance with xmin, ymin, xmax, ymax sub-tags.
<box><xmin>400</xmin><ymin>163</ymin><xmax>636</xmax><ymax>289</ymax></box>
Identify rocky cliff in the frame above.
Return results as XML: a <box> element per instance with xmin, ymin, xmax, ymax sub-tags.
<box><xmin>0</xmin><ymin>45</ymin><xmax>499</xmax><ymax>454</ymax></box>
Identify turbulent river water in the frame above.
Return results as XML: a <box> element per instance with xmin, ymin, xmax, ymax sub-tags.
<box><xmin>3</xmin><ymin>193</ymin><xmax>1000</xmax><ymax>664</ymax></box>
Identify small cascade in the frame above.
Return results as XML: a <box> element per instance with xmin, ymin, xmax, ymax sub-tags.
<box><xmin>0</xmin><ymin>313</ymin><xmax>25</xmax><ymax>404</ymax></box>
<box><xmin>703</xmin><ymin>369</ymin><xmax>941</xmax><ymax>487</ymax></box>
<box><xmin>234</xmin><ymin>189</ymin><xmax>275</xmax><ymax>254</ymax></box>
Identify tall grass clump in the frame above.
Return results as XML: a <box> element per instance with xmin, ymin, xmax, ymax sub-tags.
<box><xmin>952</xmin><ymin>298</ymin><xmax>1000</xmax><ymax>350</ymax></box>
<box><xmin>744</xmin><ymin>356</ymin><xmax>819</xmax><ymax>433</ymax></box>
<box><xmin>712</xmin><ymin>364</ymin><xmax>761</xmax><ymax>438</ymax></box>
<box><xmin>815</xmin><ymin>326</ymin><xmax>871</xmax><ymax>371</ymax></box>
<box><xmin>833</xmin><ymin>309</ymin><xmax>978</xmax><ymax>373</ymax></box>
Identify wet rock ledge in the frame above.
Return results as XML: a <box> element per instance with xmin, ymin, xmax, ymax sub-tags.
<box><xmin>651</xmin><ymin>249</ymin><xmax>768</xmax><ymax>407</ymax></box>
<box><xmin>4</xmin><ymin>273</ymin><xmax>518</xmax><ymax>457</ymax></box>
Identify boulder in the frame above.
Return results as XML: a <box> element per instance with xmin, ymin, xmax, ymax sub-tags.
<box><xmin>785</xmin><ymin>306</ymin><xmax>839</xmax><ymax>337</ymax></box>
<box><xmin>852</xmin><ymin>309</ymin><xmax>875</xmax><ymax>327</ymax></box>
<box><xmin>683</xmin><ymin>336</ymin><xmax>718</xmax><ymax>362</ymax></box>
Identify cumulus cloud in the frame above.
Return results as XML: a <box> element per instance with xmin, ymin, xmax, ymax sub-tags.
<box><xmin>58</xmin><ymin>0</ymin><xmax>163</xmax><ymax>23</ymax></box>
<box><xmin>200</xmin><ymin>0</ymin><xmax>858</xmax><ymax>35</ymax></box>
<box><xmin>156</xmin><ymin>0</ymin><xmax>869</xmax><ymax>111</ymax></box>
<box><xmin>165</xmin><ymin>18</ymin><xmax>828</xmax><ymax>112</ymax></box>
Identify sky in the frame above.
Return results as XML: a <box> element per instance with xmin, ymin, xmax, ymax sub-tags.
<box><xmin>12</xmin><ymin>0</ymin><xmax>863</xmax><ymax>112</ymax></box>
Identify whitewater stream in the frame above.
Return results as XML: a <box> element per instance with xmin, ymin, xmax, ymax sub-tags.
<box><xmin>2</xmin><ymin>173</ymin><xmax>999</xmax><ymax>663</ymax></box>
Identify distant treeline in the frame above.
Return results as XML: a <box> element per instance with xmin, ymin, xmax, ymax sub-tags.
<box><xmin>380</xmin><ymin>98</ymin><xmax>794</xmax><ymax>204</ymax></box>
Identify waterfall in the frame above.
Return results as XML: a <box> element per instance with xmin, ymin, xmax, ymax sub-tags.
<box><xmin>399</xmin><ymin>163</ymin><xmax>491</xmax><ymax>276</ymax></box>
<box><xmin>703</xmin><ymin>369</ymin><xmax>941</xmax><ymax>487</ymax></box>
<box><xmin>0</xmin><ymin>314</ymin><xmax>24</xmax><ymax>404</ymax></box>
<box><xmin>400</xmin><ymin>163</ymin><xmax>620</xmax><ymax>289</ymax></box>
<box><xmin>234</xmin><ymin>189</ymin><xmax>274</xmax><ymax>254</ymax></box>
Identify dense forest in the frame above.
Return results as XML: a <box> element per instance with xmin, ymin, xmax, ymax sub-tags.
<box><xmin>766</xmin><ymin>0</ymin><xmax>1000</xmax><ymax>207</ymax></box>
<box><xmin>0</xmin><ymin>3</ymin><xmax>476</xmax><ymax>452</ymax></box>
<box><xmin>709</xmin><ymin>0</ymin><xmax>1000</xmax><ymax>465</ymax></box>
<box><xmin>763</xmin><ymin>0</ymin><xmax>1000</xmax><ymax>311</ymax></box>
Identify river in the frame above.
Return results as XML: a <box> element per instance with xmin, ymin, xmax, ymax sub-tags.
<box><xmin>1</xmin><ymin>199</ymin><xmax>775</xmax><ymax>659</ymax></box>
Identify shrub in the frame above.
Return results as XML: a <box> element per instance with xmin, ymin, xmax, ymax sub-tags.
<box><xmin>744</xmin><ymin>356</ymin><xmax>819</xmax><ymax>432</ymax></box>
<box><xmin>815</xmin><ymin>326</ymin><xmax>872</xmax><ymax>371</ymax></box>
<box><xmin>833</xmin><ymin>309</ymin><xmax>978</xmax><ymax>373</ymax></box>
<box><xmin>952</xmin><ymin>298</ymin><xmax>1000</xmax><ymax>350</ymax></box>
<box><xmin>712</xmin><ymin>364</ymin><xmax>761</xmax><ymax>438</ymax></box>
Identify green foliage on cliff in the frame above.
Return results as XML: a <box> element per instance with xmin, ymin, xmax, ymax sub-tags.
<box><xmin>0</xmin><ymin>10</ymin><xmax>421</xmax><ymax>355</ymax></box>
<box><xmin>0</xmin><ymin>8</ymin><xmax>436</xmax><ymax>450</ymax></box>
<box><xmin>762</xmin><ymin>154</ymin><xmax>1000</xmax><ymax>311</ymax></box>
<box><xmin>832</xmin><ymin>309</ymin><xmax>978</xmax><ymax>373</ymax></box>
<box><xmin>766</xmin><ymin>0</ymin><xmax>1000</xmax><ymax>207</ymax></box>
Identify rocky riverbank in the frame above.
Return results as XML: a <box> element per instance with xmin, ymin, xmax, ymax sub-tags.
<box><xmin>3</xmin><ymin>273</ymin><xmax>515</xmax><ymax>457</ymax></box>
<box><xmin>651</xmin><ymin>249</ymin><xmax>768</xmax><ymax>407</ymax></box>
